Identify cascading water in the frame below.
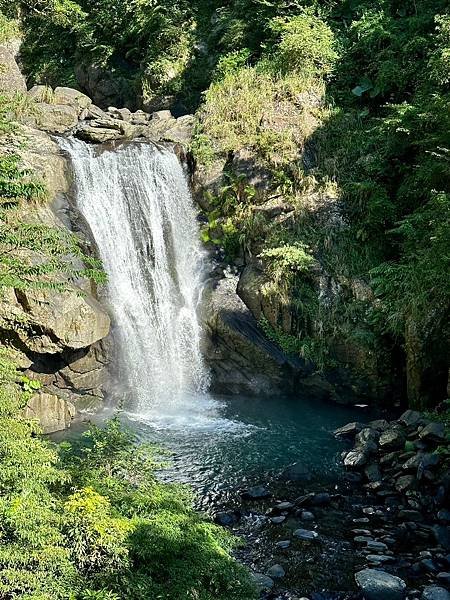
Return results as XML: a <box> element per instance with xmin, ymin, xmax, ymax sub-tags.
<box><xmin>60</xmin><ymin>138</ymin><xmax>211</xmax><ymax>420</ymax></box>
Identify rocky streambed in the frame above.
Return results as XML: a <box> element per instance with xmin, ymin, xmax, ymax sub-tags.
<box><xmin>210</xmin><ymin>409</ymin><xmax>450</xmax><ymax>600</ymax></box>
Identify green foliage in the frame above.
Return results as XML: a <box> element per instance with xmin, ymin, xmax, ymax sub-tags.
<box><xmin>371</xmin><ymin>192</ymin><xmax>450</xmax><ymax>338</ymax></box>
<box><xmin>0</xmin><ymin>96</ymin><xmax>107</xmax><ymax>295</ymax></box>
<box><xmin>265</xmin><ymin>12</ymin><xmax>337</xmax><ymax>80</ymax></box>
<box><xmin>0</xmin><ymin>11</ymin><xmax>19</xmax><ymax>43</ymax></box>
<box><xmin>259</xmin><ymin>242</ymin><xmax>315</xmax><ymax>302</ymax></box>
<box><xmin>0</xmin><ymin>356</ymin><xmax>256</xmax><ymax>599</ymax></box>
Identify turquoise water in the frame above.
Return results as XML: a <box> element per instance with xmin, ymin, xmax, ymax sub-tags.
<box><xmin>65</xmin><ymin>393</ymin><xmax>368</xmax><ymax>505</ymax></box>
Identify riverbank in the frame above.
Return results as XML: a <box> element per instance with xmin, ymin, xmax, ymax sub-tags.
<box><xmin>208</xmin><ymin>408</ymin><xmax>449</xmax><ymax>599</ymax></box>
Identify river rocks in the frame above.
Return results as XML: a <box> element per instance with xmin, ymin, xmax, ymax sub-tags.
<box><xmin>280</xmin><ymin>462</ymin><xmax>312</xmax><ymax>482</ymax></box>
<box><xmin>419</xmin><ymin>422</ymin><xmax>446</xmax><ymax>443</ymax></box>
<box><xmin>395</xmin><ymin>474</ymin><xmax>417</xmax><ymax>493</ymax></box>
<box><xmin>355</xmin><ymin>569</ymin><xmax>406</xmax><ymax>600</ymax></box>
<box><xmin>271</xmin><ymin>516</ymin><xmax>286</xmax><ymax>524</ymax></box>
<box><xmin>422</xmin><ymin>586</ymin><xmax>450</xmax><ymax>600</ymax></box>
<box><xmin>267</xmin><ymin>564</ymin><xmax>285</xmax><ymax>578</ymax></box>
<box><xmin>344</xmin><ymin>450</ymin><xmax>368</xmax><ymax>468</ymax></box>
<box><xmin>334</xmin><ymin>422</ymin><xmax>363</xmax><ymax>439</ymax></box>
<box><xmin>275</xmin><ymin>540</ymin><xmax>291</xmax><ymax>549</ymax></box>
<box><xmin>379</xmin><ymin>427</ymin><xmax>406</xmax><ymax>450</ymax></box>
<box><xmin>241</xmin><ymin>485</ymin><xmax>272</xmax><ymax>500</ymax></box>
<box><xmin>399</xmin><ymin>410</ymin><xmax>424</xmax><ymax>428</ymax></box>
<box><xmin>251</xmin><ymin>573</ymin><xmax>274</xmax><ymax>592</ymax></box>
<box><xmin>23</xmin><ymin>392</ymin><xmax>75</xmax><ymax>434</ymax></box>
<box><xmin>294</xmin><ymin>528</ymin><xmax>319</xmax><ymax>541</ymax></box>
<box><xmin>0</xmin><ymin>41</ymin><xmax>26</xmax><ymax>93</ymax></box>
<box><xmin>214</xmin><ymin>510</ymin><xmax>240</xmax><ymax>526</ymax></box>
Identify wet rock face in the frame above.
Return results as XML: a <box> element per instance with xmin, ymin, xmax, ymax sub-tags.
<box><xmin>202</xmin><ymin>275</ymin><xmax>309</xmax><ymax>396</ymax></box>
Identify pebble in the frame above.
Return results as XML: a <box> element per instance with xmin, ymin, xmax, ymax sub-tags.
<box><xmin>251</xmin><ymin>572</ymin><xmax>274</xmax><ymax>591</ymax></box>
<box><xmin>241</xmin><ymin>485</ymin><xmax>271</xmax><ymax>499</ymax></box>
<box><xmin>294</xmin><ymin>528</ymin><xmax>319</xmax><ymax>541</ymax></box>
<box><xmin>276</xmin><ymin>502</ymin><xmax>294</xmax><ymax>511</ymax></box>
<box><xmin>436</xmin><ymin>572</ymin><xmax>450</xmax><ymax>586</ymax></box>
<box><xmin>275</xmin><ymin>540</ymin><xmax>291</xmax><ymax>549</ymax></box>
<box><xmin>267</xmin><ymin>564</ymin><xmax>285</xmax><ymax>578</ymax></box>
<box><xmin>366</xmin><ymin>554</ymin><xmax>394</xmax><ymax>563</ymax></box>
<box><xmin>301</xmin><ymin>511</ymin><xmax>315</xmax><ymax>521</ymax></box>
<box><xmin>367</xmin><ymin>540</ymin><xmax>389</xmax><ymax>552</ymax></box>
<box><xmin>271</xmin><ymin>516</ymin><xmax>286</xmax><ymax>524</ymax></box>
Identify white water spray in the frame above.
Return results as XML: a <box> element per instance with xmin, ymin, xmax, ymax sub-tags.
<box><xmin>61</xmin><ymin>139</ymin><xmax>211</xmax><ymax>418</ymax></box>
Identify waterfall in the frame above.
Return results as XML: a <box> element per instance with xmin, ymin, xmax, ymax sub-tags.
<box><xmin>60</xmin><ymin>139</ymin><xmax>210</xmax><ymax>417</ymax></box>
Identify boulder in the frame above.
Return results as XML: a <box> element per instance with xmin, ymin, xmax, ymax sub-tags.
<box><xmin>398</xmin><ymin>409</ymin><xmax>424</xmax><ymax>428</ymax></box>
<box><xmin>334</xmin><ymin>422</ymin><xmax>363</xmax><ymax>438</ymax></box>
<box><xmin>53</xmin><ymin>86</ymin><xmax>92</xmax><ymax>113</ymax></box>
<box><xmin>75</xmin><ymin>121</ymin><xmax>122</xmax><ymax>143</ymax></box>
<box><xmin>28</xmin><ymin>85</ymin><xmax>53</xmax><ymax>102</ymax></box>
<box><xmin>33</xmin><ymin>102</ymin><xmax>79</xmax><ymax>133</ymax></box>
<box><xmin>203</xmin><ymin>276</ymin><xmax>307</xmax><ymax>396</ymax></box>
<box><xmin>344</xmin><ymin>450</ymin><xmax>368</xmax><ymax>468</ymax></box>
<box><xmin>23</xmin><ymin>392</ymin><xmax>75</xmax><ymax>434</ymax></box>
<box><xmin>419</xmin><ymin>422</ymin><xmax>446</xmax><ymax>443</ymax></box>
<box><xmin>214</xmin><ymin>511</ymin><xmax>240</xmax><ymax>527</ymax></box>
<box><xmin>368</xmin><ymin>419</ymin><xmax>390</xmax><ymax>431</ymax></box>
<box><xmin>8</xmin><ymin>286</ymin><xmax>110</xmax><ymax>354</ymax></box>
<box><xmin>422</xmin><ymin>586</ymin><xmax>450</xmax><ymax>600</ymax></box>
<box><xmin>251</xmin><ymin>573</ymin><xmax>274</xmax><ymax>592</ymax></box>
<box><xmin>395</xmin><ymin>474</ymin><xmax>416</xmax><ymax>493</ymax></box>
<box><xmin>355</xmin><ymin>569</ymin><xmax>406</xmax><ymax>600</ymax></box>
<box><xmin>241</xmin><ymin>485</ymin><xmax>271</xmax><ymax>499</ymax></box>
<box><xmin>379</xmin><ymin>427</ymin><xmax>406</xmax><ymax>450</ymax></box>
<box><xmin>356</xmin><ymin>427</ymin><xmax>380</xmax><ymax>446</ymax></box>
<box><xmin>162</xmin><ymin>115</ymin><xmax>195</xmax><ymax>143</ymax></box>
<box><xmin>0</xmin><ymin>42</ymin><xmax>26</xmax><ymax>93</ymax></box>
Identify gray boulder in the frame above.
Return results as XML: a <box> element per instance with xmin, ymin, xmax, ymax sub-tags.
<box><xmin>241</xmin><ymin>485</ymin><xmax>271</xmax><ymax>499</ymax></box>
<box><xmin>422</xmin><ymin>586</ymin><xmax>450</xmax><ymax>600</ymax></box>
<box><xmin>334</xmin><ymin>421</ymin><xmax>363</xmax><ymax>438</ymax></box>
<box><xmin>398</xmin><ymin>409</ymin><xmax>424</xmax><ymax>428</ymax></box>
<box><xmin>379</xmin><ymin>427</ymin><xmax>406</xmax><ymax>449</ymax></box>
<box><xmin>355</xmin><ymin>568</ymin><xmax>406</xmax><ymax>600</ymax></box>
<box><xmin>344</xmin><ymin>450</ymin><xmax>368</xmax><ymax>467</ymax></box>
<box><xmin>53</xmin><ymin>86</ymin><xmax>92</xmax><ymax>113</ymax></box>
<box><xmin>419</xmin><ymin>422</ymin><xmax>446</xmax><ymax>443</ymax></box>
